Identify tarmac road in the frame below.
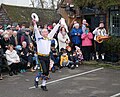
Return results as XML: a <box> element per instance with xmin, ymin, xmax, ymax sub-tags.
<box><xmin>0</xmin><ymin>65</ymin><xmax>120</xmax><ymax>97</ymax></box>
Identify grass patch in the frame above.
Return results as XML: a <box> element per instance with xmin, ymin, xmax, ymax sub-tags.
<box><xmin>83</xmin><ymin>60</ymin><xmax>120</xmax><ymax>70</ymax></box>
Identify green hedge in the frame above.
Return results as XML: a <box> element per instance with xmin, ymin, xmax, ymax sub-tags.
<box><xmin>103</xmin><ymin>37</ymin><xmax>120</xmax><ymax>54</ymax></box>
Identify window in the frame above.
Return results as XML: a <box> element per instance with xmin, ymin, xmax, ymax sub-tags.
<box><xmin>110</xmin><ymin>6</ymin><xmax>120</xmax><ymax>36</ymax></box>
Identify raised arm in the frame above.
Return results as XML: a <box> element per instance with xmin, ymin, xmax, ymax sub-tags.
<box><xmin>93</xmin><ymin>28</ymin><xmax>98</xmax><ymax>35</ymax></box>
<box><xmin>33</xmin><ymin>20</ymin><xmax>42</xmax><ymax>41</ymax></box>
<box><xmin>48</xmin><ymin>23</ymin><xmax>60</xmax><ymax>39</ymax></box>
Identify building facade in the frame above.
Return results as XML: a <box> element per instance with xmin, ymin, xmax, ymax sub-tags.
<box><xmin>0</xmin><ymin>4</ymin><xmax>61</xmax><ymax>26</ymax></box>
<box><xmin>58</xmin><ymin>0</ymin><xmax>120</xmax><ymax>36</ymax></box>
<box><xmin>109</xmin><ymin>6</ymin><xmax>120</xmax><ymax>36</ymax></box>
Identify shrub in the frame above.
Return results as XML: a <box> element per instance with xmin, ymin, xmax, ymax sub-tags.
<box><xmin>104</xmin><ymin>37</ymin><xmax>120</xmax><ymax>54</ymax></box>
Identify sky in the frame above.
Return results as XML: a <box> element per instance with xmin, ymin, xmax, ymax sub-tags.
<box><xmin>0</xmin><ymin>0</ymin><xmax>30</xmax><ymax>7</ymax></box>
<box><xmin>0</xmin><ymin>0</ymin><xmax>58</xmax><ymax>8</ymax></box>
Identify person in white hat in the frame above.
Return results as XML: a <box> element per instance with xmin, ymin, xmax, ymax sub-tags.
<box><xmin>70</xmin><ymin>23</ymin><xmax>83</xmax><ymax>50</ymax></box>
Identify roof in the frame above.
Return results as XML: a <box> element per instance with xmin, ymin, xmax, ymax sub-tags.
<box><xmin>0</xmin><ymin>4</ymin><xmax>61</xmax><ymax>25</ymax></box>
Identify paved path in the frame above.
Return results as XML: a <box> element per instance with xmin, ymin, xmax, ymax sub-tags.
<box><xmin>0</xmin><ymin>65</ymin><xmax>120</xmax><ymax>97</ymax></box>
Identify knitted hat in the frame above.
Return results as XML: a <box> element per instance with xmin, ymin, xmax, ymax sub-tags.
<box><xmin>74</xmin><ymin>23</ymin><xmax>79</xmax><ymax>27</ymax></box>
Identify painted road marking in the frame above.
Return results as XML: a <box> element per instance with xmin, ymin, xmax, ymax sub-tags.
<box><xmin>110</xmin><ymin>93</ymin><xmax>120</xmax><ymax>97</ymax></box>
<box><xmin>29</xmin><ymin>67</ymin><xmax>104</xmax><ymax>89</ymax></box>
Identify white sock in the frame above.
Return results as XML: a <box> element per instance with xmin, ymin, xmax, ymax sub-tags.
<box><xmin>101</xmin><ymin>54</ymin><xmax>104</xmax><ymax>59</ymax></box>
<box><xmin>34</xmin><ymin>65</ymin><xmax>38</xmax><ymax>70</ymax></box>
<box><xmin>92</xmin><ymin>56</ymin><xmax>94</xmax><ymax>60</ymax></box>
<box><xmin>36</xmin><ymin>77</ymin><xmax>39</xmax><ymax>82</ymax></box>
<box><xmin>96</xmin><ymin>55</ymin><xmax>99</xmax><ymax>59</ymax></box>
<box><xmin>42</xmin><ymin>79</ymin><xmax>46</xmax><ymax>86</ymax></box>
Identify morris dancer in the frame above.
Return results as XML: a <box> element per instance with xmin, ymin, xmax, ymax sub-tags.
<box><xmin>33</xmin><ymin>19</ymin><xmax>60</xmax><ymax>91</ymax></box>
<box><xmin>93</xmin><ymin>22</ymin><xmax>108</xmax><ymax>61</ymax></box>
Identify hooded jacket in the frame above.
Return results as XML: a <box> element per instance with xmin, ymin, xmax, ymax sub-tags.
<box><xmin>5</xmin><ymin>49</ymin><xmax>20</xmax><ymax>65</ymax></box>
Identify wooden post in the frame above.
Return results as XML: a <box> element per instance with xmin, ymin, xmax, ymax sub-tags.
<box><xmin>106</xmin><ymin>12</ymin><xmax>109</xmax><ymax>34</ymax></box>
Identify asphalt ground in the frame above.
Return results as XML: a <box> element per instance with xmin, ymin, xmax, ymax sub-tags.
<box><xmin>0</xmin><ymin>65</ymin><xmax>120</xmax><ymax>97</ymax></box>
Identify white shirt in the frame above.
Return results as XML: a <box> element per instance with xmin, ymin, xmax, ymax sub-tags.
<box><xmin>93</xmin><ymin>27</ymin><xmax>107</xmax><ymax>40</ymax></box>
<box><xmin>34</xmin><ymin>23</ymin><xmax>60</xmax><ymax>55</ymax></box>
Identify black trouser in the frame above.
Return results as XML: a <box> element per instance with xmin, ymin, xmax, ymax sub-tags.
<box><xmin>21</xmin><ymin>55</ymin><xmax>33</xmax><ymax>67</ymax></box>
<box><xmin>20</xmin><ymin>58</ymin><xmax>28</xmax><ymax>70</ymax></box>
<box><xmin>95</xmin><ymin>42</ymin><xmax>104</xmax><ymax>55</ymax></box>
<box><xmin>0</xmin><ymin>63</ymin><xmax>10</xmax><ymax>76</ymax></box>
<box><xmin>82</xmin><ymin>46</ymin><xmax>92</xmax><ymax>61</ymax></box>
<box><xmin>28</xmin><ymin>55</ymin><xmax>34</xmax><ymax>67</ymax></box>
<box><xmin>9</xmin><ymin>63</ymin><xmax>20</xmax><ymax>73</ymax></box>
<box><xmin>38</xmin><ymin>56</ymin><xmax>50</xmax><ymax>76</ymax></box>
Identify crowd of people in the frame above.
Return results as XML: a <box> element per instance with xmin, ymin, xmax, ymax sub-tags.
<box><xmin>0</xmin><ymin>17</ymin><xmax>108</xmax><ymax>85</ymax></box>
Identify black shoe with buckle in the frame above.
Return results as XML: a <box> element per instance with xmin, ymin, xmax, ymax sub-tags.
<box><xmin>41</xmin><ymin>86</ymin><xmax>48</xmax><ymax>91</ymax></box>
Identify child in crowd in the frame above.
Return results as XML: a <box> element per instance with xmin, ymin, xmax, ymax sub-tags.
<box><xmin>73</xmin><ymin>46</ymin><xmax>83</xmax><ymax>67</ymax></box>
<box><xmin>60</xmin><ymin>49</ymin><xmax>69</xmax><ymax>67</ymax></box>
<box><xmin>66</xmin><ymin>46</ymin><xmax>75</xmax><ymax>69</ymax></box>
<box><xmin>50</xmin><ymin>43</ymin><xmax>59</xmax><ymax>72</ymax></box>
<box><xmin>28</xmin><ymin>43</ymin><xmax>36</xmax><ymax>72</ymax></box>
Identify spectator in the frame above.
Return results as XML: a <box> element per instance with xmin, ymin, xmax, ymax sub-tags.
<box><xmin>10</xmin><ymin>31</ymin><xmax>18</xmax><ymax>47</ymax></box>
<box><xmin>21</xmin><ymin>28</ymin><xmax>32</xmax><ymax>46</ymax></box>
<box><xmin>6</xmin><ymin>44</ymin><xmax>20</xmax><ymax>76</ymax></box>
<box><xmin>73</xmin><ymin>46</ymin><xmax>83</xmax><ymax>67</ymax></box>
<box><xmin>0</xmin><ymin>44</ymin><xmax>4</xmax><ymax>80</ymax></box>
<box><xmin>0</xmin><ymin>29</ymin><xmax>4</xmax><ymax>40</ymax></box>
<box><xmin>20</xmin><ymin>41</ymin><xmax>33</xmax><ymax>71</ymax></box>
<box><xmin>58</xmin><ymin>27</ymin><xmax>70</xmax><ymax>51</ymax></box>
<box><xmin>50</xmin><ymin>43</ymin><xmax>60</xmax><ymax>69</ymax></box>
<box><xmin>82</xmin><ymin>19</ymin><xmax>87</xmax><ymax>33</ymax></box>
<box><xmin>70</xmin><ymin>23</ymin><xmax>83</xmax><ymax>50</ymax></box>
<box><xmin>60</xmin><ymin>49</ymin><xmax>69</xmax><ymax>67</ymax></box>
<box><xmin>1</xmin><ymin>34</ymin><xmax>11</xmax><ymax>53</ymax></box>
<box><xmin>28</xmin><ymin>43</ymin><xmax>36</xmax><ymax>72</ymax></box>
<box><xmin>66</xmin><ymin>46</ymin><xmax>75</xmax><ymax>69</ymax></box>
<box><xmin>17</xmin><ymin>24</ymin><xmax>26</xmax><ymax>45</ymax></box>
<box><xmin>81</xmin><ymin>27</ymin><xmax>93</xmax><ymax>61</ymax></box>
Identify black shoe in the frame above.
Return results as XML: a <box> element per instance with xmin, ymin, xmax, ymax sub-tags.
<box><xmin>71</xmin><ymin>65</ymin><xmax>75</xmax><ymax>69</ymax></box>
<box><xmin>41</xmin><ymin>86</ymin><xmax>48</xmax><ymax>91</ymax></box>
<box><xmin>13</xmin><ymin>71</ymin><xmax>18</xmax><ymax>75</ymax></box>
<box><xmin>9</xmin><ymin>72</ymin><xmax>13</xmax><ymax>76</ymax></box>
<box><xmin>34</xmin><ymin>81</ymin><xmax>39</xmax><ymax>88</ymax></box>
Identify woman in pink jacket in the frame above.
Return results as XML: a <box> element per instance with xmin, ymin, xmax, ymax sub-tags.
<box><xmin>81</xmin><ymin>27</ymin><xmax>93</xmax><ymax>61</ymax></box>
